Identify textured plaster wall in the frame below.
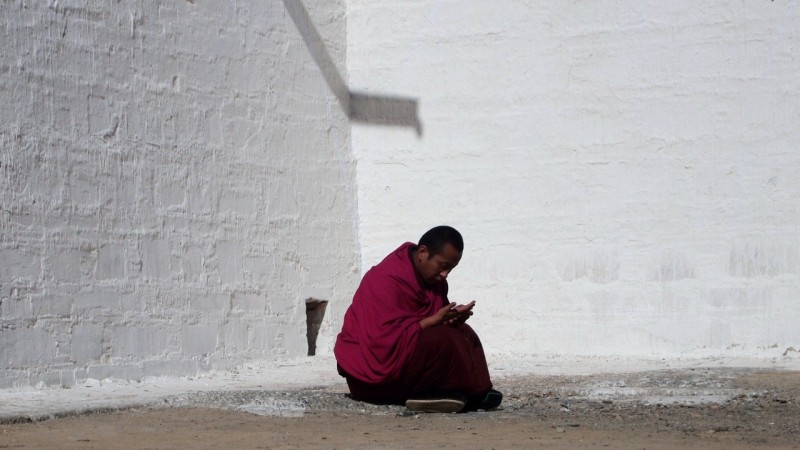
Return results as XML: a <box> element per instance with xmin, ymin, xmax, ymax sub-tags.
<box><xmin>348</xmin><ymin>1</ymin><xmax>800</xmax><ymax>357</ymax></box>
<box><xmin>0</xmin><ymin>1</ymin><xmax>358</xmax><ymax>388</ymax></box>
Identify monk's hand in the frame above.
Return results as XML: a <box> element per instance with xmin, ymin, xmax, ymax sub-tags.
<box><xmin>445</xmin><ymin>300</ymin><xmax>475</xmax><ymax>326</ymax></box>
<box><xmin>420</xmin><ymin>302</ymin><xmax>457</xmax><ymax>330</ymax></box>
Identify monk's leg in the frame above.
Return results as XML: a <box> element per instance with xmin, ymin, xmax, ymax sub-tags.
<box><xmin>400</xmin><ymin>323</ymin><xmax>493</xmax><ymax>399</ymax></box>
<box><xmin>341</xmin><ymin>371</ymin><xmax>406</xmax><ymax>405</ymax></box>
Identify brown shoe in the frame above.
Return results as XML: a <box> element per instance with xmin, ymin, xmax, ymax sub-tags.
<box><xmin>405</xmin><ymin>395</ymin><xmax>466</xmax><ymax>413</ymax></box>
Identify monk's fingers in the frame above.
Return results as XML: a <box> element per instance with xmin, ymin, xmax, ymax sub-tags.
<box><xmin>455</xmin><ymin>302</ymin><xmax>475</xmax><ymax>313</ymax></box>
<box><xmin>437</xmin><ymin>303</ymin><xmax>456</xmax><ymax>316</ymax></box>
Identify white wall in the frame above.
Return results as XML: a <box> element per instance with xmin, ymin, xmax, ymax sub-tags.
<box><xmin>0</xmin><ymin>1</ymin><xmax>359</xmax><ymax>388</ymax></box>
<box><xmin>347</xmin><ymin>1</ymin><xmax>800</xmax><ymax>357</ymax></box>
<box><xmin>2</xmin><ymin>1</ymin><xmax>798</xmax><ymax>389</ymax></box>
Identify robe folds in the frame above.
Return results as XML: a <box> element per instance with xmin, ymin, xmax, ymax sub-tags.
<box><xmin>334</xmin><ymin>242</ymin><xmax>445</xmax><ymax>384</ymax></box>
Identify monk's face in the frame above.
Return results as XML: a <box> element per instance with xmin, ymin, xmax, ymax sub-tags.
<box><xmin>415</xmin><ymin>243</ymin><xmax>462</xmax><ymax>286</ymax></box>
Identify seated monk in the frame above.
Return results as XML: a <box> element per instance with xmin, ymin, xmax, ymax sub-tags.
<box><xmin>334</xmin><ymin>225</ymin><xmax>502</xmax><ymax>413</ymax></box>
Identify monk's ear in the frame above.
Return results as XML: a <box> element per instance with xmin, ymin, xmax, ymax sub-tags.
<box><xmin>417</xmin><ymin>244</ymin><xmax>431</xmax><ymax>261</ymax></box>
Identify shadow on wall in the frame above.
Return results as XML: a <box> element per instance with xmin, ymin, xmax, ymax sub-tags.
<box><xmin>282</xmin><ymin>0</ymin><xmax>423</xmax><ymax>136</ymax></box>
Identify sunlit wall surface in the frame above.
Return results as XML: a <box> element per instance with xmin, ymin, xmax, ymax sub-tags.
<box><xmin>348</xmin><ymin>1</ymin><xmax>800</xmax><ymax>358</ymax></box>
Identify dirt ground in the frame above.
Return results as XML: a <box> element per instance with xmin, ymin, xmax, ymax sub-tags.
<box><xmin>1</xmin><ymin>369</ymin><xmax>798</xmax><ymax>449</ymax></box>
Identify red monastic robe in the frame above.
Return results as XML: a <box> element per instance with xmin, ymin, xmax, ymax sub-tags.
<box><xmin>334</xmin><ymin>242</ymin><xmax>449</xmax><ymax>384</ymax></box>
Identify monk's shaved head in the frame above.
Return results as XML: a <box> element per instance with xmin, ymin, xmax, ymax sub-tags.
<box><xmin>418</xmin><ymin>225</ymin><xmax>463</xmax><ymax>257</ymax></box>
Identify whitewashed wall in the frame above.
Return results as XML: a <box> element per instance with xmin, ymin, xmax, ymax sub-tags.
<box><xmin>348</xmin><ymin>1</ymin><xmax>800</xmax><ymax>358</ymax></box>
<box><xmin>0</xmin><ymin>1</ymin><xmax>358</xmax><ymax>388</ymax></box>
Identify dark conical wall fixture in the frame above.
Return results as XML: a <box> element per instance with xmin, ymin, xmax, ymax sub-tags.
<box><xmin>305</xmin><ymin>298</ymin><xmax>329</xmax><ymax>356</ymax></box>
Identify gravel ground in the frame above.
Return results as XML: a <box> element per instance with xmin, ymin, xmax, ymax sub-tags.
<box><xmin>2</xmin><ymin>368</ymin><xmax>798</xmax><ymax>448</ymax></box>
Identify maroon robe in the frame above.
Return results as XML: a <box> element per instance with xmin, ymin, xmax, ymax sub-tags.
<box><xmin>334</xmin><ymin>242</ymin><xmax>492</xmax><ymax>403</ymax></box>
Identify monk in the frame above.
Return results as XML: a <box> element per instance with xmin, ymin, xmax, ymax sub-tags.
<box><xmin>334</xmin><ymin>226</ymin><xmax>502</xmax><ymax>413</ymax></box>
